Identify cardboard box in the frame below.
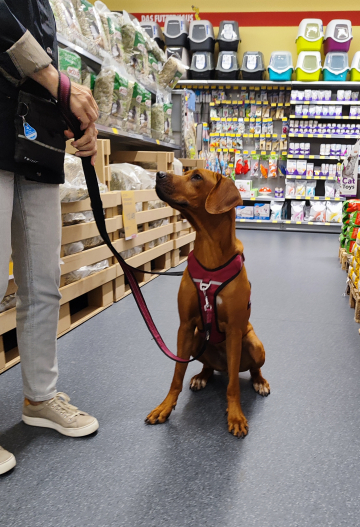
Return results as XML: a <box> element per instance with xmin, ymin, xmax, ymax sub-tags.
<box><xmin>254</xmin><ymin>203</ymin><xmax>270</xmax><ymax>219</ymax></box>
<box><xmin>235</xmin><ymin>179</ymin><xmax>252</xmax><ymax>193</ymax></box>
<box><xmin>236</xmin><ymin>206</ymin><xmax>254</xmax><ymax>219</ymax></box>
<box><xmin>296</xmin><ymin>160</ymin><xmax>307</xmax><ymax>176</ymax></box>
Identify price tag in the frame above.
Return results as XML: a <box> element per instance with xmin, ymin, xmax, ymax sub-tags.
<box><xmin>112</xmin><ymin>127</ymin><xmax>119</xmax><ymax>134</ymax></box>
<box><xmin>272</xmin><ymin>220</ymin><xmax>278</xmax><ymax>223</ymax></box>
<box><xmin>250</xmin><ymin>100</ymin><xmax>256</xmax><ymax>104</ymax></box>
<box><xmin>251</xmin><ymin>150</ymin><xmax>256</xmax><ymax>154</ymax></box>
<box><xmin>325</xmin><ymin>197</ymin><xmax>330</xmax><ymax>200</ymax></box>
<box><xmin>308</xmin><ymin>134</ymin><xmax>313</xmax><ymax>138</ymax></box>
<box><xmin>243</xmin><ymin>150</ymin><xmax>249</xmax><ymax>154</ymax></box>
<box><xmin>250</xmin><ymin>197</ymin><xmax>256</xmax><ymax>201</ymax></box>
<box><xmin>315</xmin><ymin>115</ymin><xmax>321</xmax><ymax>119</ymax></box>
<box><xmin>286</xmin><ymin>220</ymin><xmax>291</xmax><ymax>224</ymax></box>
<box><xmin>210</xmin><ymin>148</ymin><xmax>215</xmax><ymax>152</ymax></box>
<box><xmin>219</xmin><ymin>86</ymin><xmax>224</xmax><ymax>89</ymax></box>
<box><xmin>296</xmin><ymin>221</ymin><xmax>301</xmax><ymax>224</ymax></box>
<box><xmin>122</xmin><ymin>191</ymin><xmax>138</xmax><ymax>240</ymax></box>
<box><xmin>229</xmin><ymin>163</ymin><xmax>234</xmax><ymax>167</ymax></box>
<box><xmin>243</xmin><ymin>134</ymin><xmax>248</xmax><ymax>138</ymax></box>
<box><xmin>261</xmin><ymin>151</ymin><xmax>266</xmax><ymax>155</ymax></box>
<box><xmin>234</xmin><ymin>86</ymin><xmax>239</xmax><ymax>90</ymax></box>
<box><xmin>245</xmin><ymin>100</ymin><xmax>250</xmax><ymax>104</ymax></box>
<box><xmin>211</xmin><ymin>85</ymin><xmax>216</xmax><ymax>89</ymax></box>
<box><xmin>257</xmin><ymin>101</ymin><xmax>262</xmax><ymax>105</ymax></box>
<box><xmin>335</xmin><ymin>197</ymin><xmax>340</xmax><ymax>201</ymax></box>
<box><xmin>156</xmin><ymin>139</ymin><xmax>160</xmax><ymax>145</ymax></box>
<box><xmin>314</xmin><ymin>196</ymin><xmax>319</xmax><ymax>200</ymax></box>
<box><xmin>314</xmin><ymin>176</ymin><xmax>319</xmax><ymax>179</ymax></box>
<box><xmin>325</xmin><ymin>222</ymin><xmax>331</xmax><ymax>225</ymax></box>
<box><xmin>273</xmin><ymin>134</ymin><xmax>278</xmax><ymax>138</ymax></box>
<box><xmin>256</xmin><ymin>220</ymin><xmax>261</xmax><ymax>223</ymax></box>
<box><xmin>210</xmin><ymin>102</ymin><xmax>215</xmax><ymax>106</ymax></box>
<box><xmin>221</xmin><ymin>118</ymin><xmax>226</xmax><ymax>122</ymax></box>
<box><xmin>266</xmin><ymin>133</ymin><xmax>271</xmax><ymax>138</ymax></box>
<box><xmin>271</xmin><ymin>103</ymin><xmax>276</xmax><ymax>107</ymax></box>
<box><xmin>308</xmin><ymin>221</ymin><xmax>313</xmax><ymax>225</ymax></box>
<box><xmin>299</xmin><ymin>155</ymin><xmax>304</xmax><ymax>158</ymax></box>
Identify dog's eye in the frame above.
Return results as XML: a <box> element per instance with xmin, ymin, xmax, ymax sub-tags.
<box><xmin>191</xmin><ymin>173</ymin><xmax>203</xmax><ymax>181</ymax></box>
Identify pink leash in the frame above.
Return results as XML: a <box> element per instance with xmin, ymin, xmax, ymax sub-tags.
<box><xmin>57</xmin><ymin>73</ymin><xmax>210</xmax><ymax>363</ymax></box>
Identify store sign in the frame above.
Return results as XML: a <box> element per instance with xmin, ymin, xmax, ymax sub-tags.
<box><xmin>122</xmin><ymin>191</ymin><xmax>138</xmax><ymax>240</ymax></box>
<box><xmin>340</xmin><ymin>139</ymin><xmax>360</xmax><ymax>198</ymax></box>
<box><xmin>140</xmin><ymin>13</ymin><xmax>195</xmax><ymax>24</ymax></box>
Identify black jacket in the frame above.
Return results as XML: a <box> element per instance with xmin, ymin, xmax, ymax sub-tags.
<box><xmin>0</xmin><ymin>0</ymin><xmax>62</xmax><ymax>182</ymax></box>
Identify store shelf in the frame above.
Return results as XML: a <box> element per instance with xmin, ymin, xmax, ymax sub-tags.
<box><xmin>96</xmin><ymin>124</ymin><xmax>181</xmax><ymax>151</ymax></box>
<box><xmin>289</xmin><ymin>133</ymin><xmax>359</xmax><ymax>139</ymax></box>
<box><xmin>286</xmin><ymin>175</ymin><xmax>338</xmax><ymax>180</ymax></box>
<box><xmin>57</xmin><ymin>34</ymin><xmax>103</xmax><ymax>70</ymax></box>
<box><xmin>287</xmin><ymin>154</ymin><xmax>341</xmax><ymax>160</ymax></box>
<box><xmin>285</xmin><ymin>196</ymin><xmax>344</xmax><ymax>201</ymax></box>
<box><xmin>236</xmin><ymin>218</ymin><xmax>342</xmax><ymax>232</ymax></box>
<box><xmin>290</xmin><ymin>100</ymin><xmax>360</xmax><ymax>106</ymax></box>
<box><xmin>210</xmin><ymin>101</ymin><xmax>290</xmax><ymax>107</ymax></box>
<box><xmin>291</xmin><ymin>81</ymin><xmax>360</xmax><ymax>88</ymax></box>
<box><xmin>241</xmin><ymin>196</ymin><xmax>285</xmax><ymax>202</ymax></box>
<box><xmin>178</xmin><ymin>80</ymin><xmax>292</xmax><ymax>88</ymax></box>
<box><xmin>289</xmin><ymin>115</ymin><xmax>360</xmax><ymax>120</ymax></box>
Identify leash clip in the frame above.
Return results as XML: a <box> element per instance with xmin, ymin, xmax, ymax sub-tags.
<box><xmin>200</xmin><ymin>281</ymin><xmax>212</xmax><ymax>312</ymax></box>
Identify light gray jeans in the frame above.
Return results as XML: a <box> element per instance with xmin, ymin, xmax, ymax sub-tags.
<box><xmin>0</xmin><ymin>169</ymin><xmax>61</xmax><ymax>401</ymax></box>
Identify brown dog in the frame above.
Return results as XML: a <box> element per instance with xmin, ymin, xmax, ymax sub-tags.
<box><xmin>146</xmin><ymin>169</ymin><xmax>270</xmax><ymax>438</ymax></box>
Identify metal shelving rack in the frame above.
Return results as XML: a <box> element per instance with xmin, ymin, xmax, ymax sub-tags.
<box><xmin>178</xmin><ymin>79</ymin><xmax>360</xmax><ymax>233</ymax></box>
<box><xmin>57</xmin><ymin>34</ymin><xmax>182</xmax><ymax>153</ymax></box>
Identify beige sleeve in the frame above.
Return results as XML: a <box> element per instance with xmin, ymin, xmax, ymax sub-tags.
<box><xmin>6</xmin><ymin>30</ymin><xmax>52</xmax><ymax>79</ymax></box>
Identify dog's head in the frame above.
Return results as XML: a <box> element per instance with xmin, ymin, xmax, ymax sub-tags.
<box><xmin>156</xmin><ymin>169</ymin><xmax>243</xmax><ymax>218</ymax></box>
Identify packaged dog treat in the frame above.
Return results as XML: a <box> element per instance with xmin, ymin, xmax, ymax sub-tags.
<box><xmin>291</xmin><ymin>201</ymin><xmax>305</xmax><ymax>221</ymax></box>
<box><xmin>296</xmin><ymin>160</ymin><xmax>307</xmax><ymax>176</ymax></box>
<box><xmin>286</xmin><ymin>160</ymin><xmax>297</xmax><ymax>175</ymax></box>
<box><xmin>268</xmin><ymin>155</ymin><xmax>278</xmax><ymax>178</ymax></box>
<box><xmin>58</xmin><ymin>48</ymin><xmax>82</xmax><ymax>84</ymax></box>
<box><xmin>349</xmin><ymin>211</ymin><xmax>360</xmax><ymax>226</ymax></box>
<box><xmin>309</xmin><ymin>201</ymin><xmax>326</xmax><ymax>222</ymax></box>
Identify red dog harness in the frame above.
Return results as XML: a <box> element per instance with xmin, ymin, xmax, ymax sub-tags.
<box><xmin>187</xmin><ymin>251</ymin><xmax>248</xmax><ymax>345</ymax></box>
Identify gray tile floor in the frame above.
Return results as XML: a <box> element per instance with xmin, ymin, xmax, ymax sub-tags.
<box><xmin>1</xmin><ymin>230</ymin><xmax>359</xmax><ymax>527</ymax></box>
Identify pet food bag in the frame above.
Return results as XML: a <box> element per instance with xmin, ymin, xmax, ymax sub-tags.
<box><xmin>308</xmin><ymin>201</ymin><xmax>326</xmax><ymax>222</ymax></box>
<box><xmin>270</xmin><ymin>201</ymin><xmax>284</xmax><ymax>220</ymax></box>
<box><xmin>291</xmin><ymin>201</ymin><xmax>306</xmax><ymax>221</ymax></box>
<box><xmin>349</xmin><ymin>211</ymin><xmax>360</xmax><ymax>226</ymax></box>
<box><xmin>326</xmin><ymin>201</ymin><xmax>342</xmax><ymax>223</ymax></box>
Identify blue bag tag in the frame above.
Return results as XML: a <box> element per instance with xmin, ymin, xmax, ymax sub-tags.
<box><xmin>23</xmin><ymin>120</ymin><xmax>37</xmax><ymax>141</ymax></box>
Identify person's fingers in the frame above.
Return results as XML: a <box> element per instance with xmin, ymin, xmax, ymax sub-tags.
<box><xmin>72</xmin><ymin>124</ymin><xmax>97</xmax><ymax>149</ymax></box>
<box><xmin>91</xmin><ymin>153</ymin><xmax>97</xmax><ymax>166</ymax></box>
<box><xmin>75</xmin><ymin>137</ymin><xmax>97</xmax><ymax>152</ymax></box>
<box><xmin>64</xmin><ymin>129</ymin><xmax>74</xmax><ymax>139</ymax></box>
<box><xmin>75</xmin><ymin>147</ymin><xmax>97</xmax><ymax>158</ymax></box>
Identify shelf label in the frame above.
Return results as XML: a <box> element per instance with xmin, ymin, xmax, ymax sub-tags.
<box><xmin>122</xmin><ymin>191</ymin><xmax>138</xmax><ymax>240</ymax></box>
<box><xmin>112</xmin><ymin>127</ymin><xmax>119</xmax><ymax>134</ymax></box>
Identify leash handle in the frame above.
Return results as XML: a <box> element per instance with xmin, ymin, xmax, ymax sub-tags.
<box><xmin>57</xmin><ymin>72</ymin><xmax>208</xmax><ymax>363</ymax></box>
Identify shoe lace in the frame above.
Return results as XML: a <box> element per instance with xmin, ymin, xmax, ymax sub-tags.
<box><xmin>48</xmin><ymin>392</ymin><xmax>84</xmax><ymax>420</ymax></box>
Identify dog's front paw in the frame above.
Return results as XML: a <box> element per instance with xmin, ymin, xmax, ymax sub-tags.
<box><xmin>253</xmin><ymin>378</ymin><xmax>270</xmax><ymax>397</ymax></box>
<box><xmin>227</xmin><ymin>412</ymin><xmax>248</xmax><ymax>438</ymax></box>
<box><xmin>145</xmin><ymin>402</ymin><xmax>175</xmax><ymax>425</ymax></box>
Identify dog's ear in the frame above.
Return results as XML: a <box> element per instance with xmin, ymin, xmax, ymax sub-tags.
<box><xmin>205</xmin><ymin>175</ymin><xmax>243</xmax><ymax>214</ymax></box>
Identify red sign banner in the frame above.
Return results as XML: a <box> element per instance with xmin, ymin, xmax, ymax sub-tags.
<box><xmin>134</xmin><ymin>11</ymin><xmax>360</xmax><ymax>27</ymax></box>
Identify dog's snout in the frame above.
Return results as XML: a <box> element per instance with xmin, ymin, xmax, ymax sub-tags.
<box><xmin>156</xmin><ymin>171</ymin><xmax>167</xmax><ymax>180</ymax></box>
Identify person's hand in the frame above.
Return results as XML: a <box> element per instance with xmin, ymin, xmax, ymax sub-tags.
<box><xmin>65</xmin><ymin>123</ymin><xmax>98</xmax><ymax>166</ymax></box>
<box><xmin>69</xmin><ymin>82</ymin><xmax>99</xmax><ymax>131</ymax></box>
<box><xmin>31</xmin><ymin>65</ymin><xmax>99</xmax><ymax>130</ymax></box>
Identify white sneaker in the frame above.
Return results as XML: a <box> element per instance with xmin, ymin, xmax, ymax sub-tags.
<box><xmin>0</xmin><ymin>446</ymin><xmax>16</xmax><ymax>475</ymax></box>
<box><xmin>22</xmin><ymin>392</ymin><xmax>99</xmax><ymax>438</ymax></box>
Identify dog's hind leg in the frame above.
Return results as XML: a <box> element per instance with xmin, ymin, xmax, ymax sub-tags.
<box><xmin>189</xmin><ymin>365</ymin><xmax>214</xmax><ymax>391</ymax></box>
<box><xmin>240</xmin><ymin>323</ymin><xmax>270</xmax><ymax>397</ymax></box>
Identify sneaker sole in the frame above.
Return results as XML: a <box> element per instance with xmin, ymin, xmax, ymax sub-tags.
<box><xmin>22</xmin><ymin>415</ymin><xmax>99</xmax><ymax>437</ymax></box>
<box><xmin>0</xmin><ymin>453</ymin><xmax>16</xmax><ymax>475</ymax></box>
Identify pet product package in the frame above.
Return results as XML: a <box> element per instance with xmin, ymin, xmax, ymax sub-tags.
<box><xmin>291</xmin><ymin>201</ymin><xmax>305</xmax><ymax>221</ymax></box>
<box><xmin>326</xmin><ymin>201</ymin><xmax>342</xmax><ymax>223</ymax></box>
<box><xmin>58</xmin><ymin>48</ymin><xmax>82</xmax><ymax>84</ymax></box>
<box><xmin>309</xmin><ymin>201</ymin><xmax>326</xmax><ymax>222</ymax></box>
<box><xmin>254</xmin><ymin>203</ymin><xmax>270</xmax><ymax>220</ymax></box>
<box><xmin>325</xmin><ymin>181</ymin><xmax>336</xmax><ymax>198</ymax></box>
<box><xmin>270</xmin><ymin>201</ymin><xmax>284</xmax><ymax>220</ymax></box>
<box><xmin>286</xmin><ymin>180</ymin><xmax>296</xmax><ymax>197</ymax></box>
<box><xmin>295</xmin><ymin>180</ymin><xmax>306</xmax><ymax>197</ymax></box>
<box><xmin>236</xmin><ymin>206</ymin><xmax>254</xmax><ymax>219</ymax></box>
<box><xmin>306</xmin><ymin>180</ymin><xmax>317</xmax><ymax>197</ymax></box>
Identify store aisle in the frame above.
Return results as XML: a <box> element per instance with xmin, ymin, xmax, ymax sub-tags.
<box><xmin>1</xmin><ymin>231</ymin><xmax>359</xmax><ymax>527</ymax></box>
